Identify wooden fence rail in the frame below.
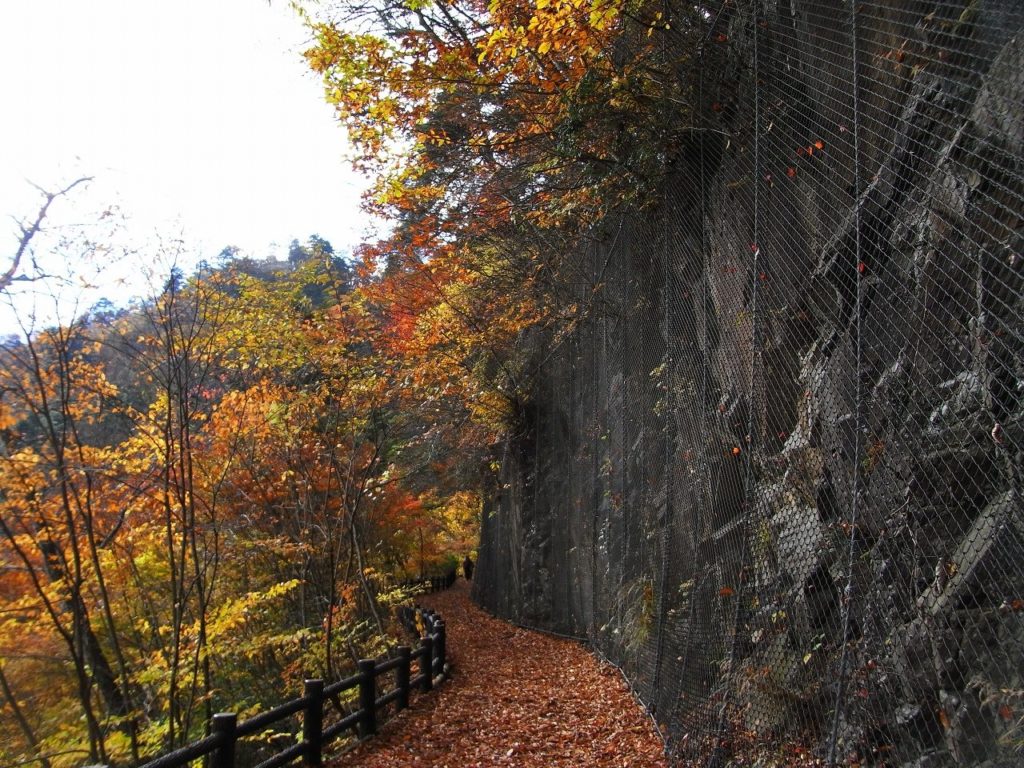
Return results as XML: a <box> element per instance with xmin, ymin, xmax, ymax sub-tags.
<box><xmin>137</xmin><ymin>574</ymin><xmax>454</xmax><ymax>768</ymax></box>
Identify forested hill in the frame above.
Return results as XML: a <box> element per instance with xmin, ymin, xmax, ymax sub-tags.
<box><xmin>0</xmin><ymin>239</ymin><xmax>480</xmax><ymax>766</ymax></box>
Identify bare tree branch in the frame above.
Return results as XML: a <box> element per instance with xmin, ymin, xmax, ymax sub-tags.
<box><xmin>3</xmin><ymin>177</ymin><xmax>92</xmax><ymax>293</ymax></box>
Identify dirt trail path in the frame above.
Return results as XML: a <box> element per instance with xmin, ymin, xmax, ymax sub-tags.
<box><xmin>330</xmin><ymin>580</ymin><xmax>668</xmax><ymax>767</ymax></box>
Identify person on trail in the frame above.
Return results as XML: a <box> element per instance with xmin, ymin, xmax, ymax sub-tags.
<box><xmin>462</xmin><ymin>555</ymin><xmax>474</xmax><ymax>581</ymax></box>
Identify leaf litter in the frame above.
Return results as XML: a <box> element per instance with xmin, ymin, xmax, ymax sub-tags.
<box><xmin>330</xmin><ymin>580</ymin><xmax>668</xmax><ymax>767</ymax></box>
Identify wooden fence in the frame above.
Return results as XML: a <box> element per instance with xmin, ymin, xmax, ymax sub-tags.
<box><xmin>138</xmin><ymin>575</ymin><xmax>454</xmax><ymax>768</ymax></box>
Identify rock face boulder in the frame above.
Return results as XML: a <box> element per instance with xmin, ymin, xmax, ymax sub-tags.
<box><xmin>475</xmin><ymin>2</ymin><xmax>1024</xmax><ymax>764</ymax></box>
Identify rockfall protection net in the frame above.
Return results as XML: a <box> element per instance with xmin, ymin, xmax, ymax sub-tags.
<box><xmin>474</xmin><ymin>1</ymin><xmax>1024</xmax><ymax>765</ymax></box>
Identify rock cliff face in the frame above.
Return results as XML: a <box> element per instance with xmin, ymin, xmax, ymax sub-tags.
<box><xmin>474</xmin><ymin>2</ymin><xmax>1023</xmax><ymax>765</ymax></box>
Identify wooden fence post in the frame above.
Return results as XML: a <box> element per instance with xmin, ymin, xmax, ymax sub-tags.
<box><xmin>211</xmin><ymin>712</ymin><xmax>237</xmax><ymax>768</ymax></box>
<box><xmin>397</xmin><ymin>646</ymin><xmax>411</xmax><ymax>710</ymax></box>
<box><xmin>420</xmin><ymin>635</ymin><xmax>433</xmax><ymax>692</ymax></box>
<box><xmin>435</xmin><ymin>620</ymin><xmax>446</xmax><ymax>673</ymax></box>
<box><xmin>303</xmin><ymin>679</ymin><xmax>324</xmax><ymax>766</ymax></box>
<box><xmin>358</xmin><ymin>659</ymin><xmax>377</xmax><ymax>738</ymax></box>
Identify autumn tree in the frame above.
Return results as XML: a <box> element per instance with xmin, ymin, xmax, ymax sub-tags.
<box><xmin>297</xmin><ymin>0</ymin><xmax>703</xmax><ymax>458</ymax></box>
<box><xmin>0</xmin><ymin>319</ymin><xmax>139</xmax><ymax>765</ymax></box>
<box><xmin>0</xmin><ymin>189</ymin><xmax>144</xmax><ymax>765</ymax></box>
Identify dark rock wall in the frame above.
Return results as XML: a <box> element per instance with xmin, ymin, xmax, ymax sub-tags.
<box><xmin>475</xmin><ymin>2</ymin><xmax>1024</xmax><ymax>764</ymax></box>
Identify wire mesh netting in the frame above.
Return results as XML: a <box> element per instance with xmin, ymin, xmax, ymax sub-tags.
<box><xmin>475</xmin><ymin>1</ymin><xmax>1024</xmax><ymax>765</ymax></box>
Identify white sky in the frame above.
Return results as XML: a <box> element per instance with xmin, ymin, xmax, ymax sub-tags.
<box><xmin>1</xmin><ymin>0</ymin><xmax>373</xmax><ymax>331</ymax></box>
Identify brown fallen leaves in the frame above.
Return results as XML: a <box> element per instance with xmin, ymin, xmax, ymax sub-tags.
<box><xmin>330</xmin><ymin>580</ymin><xmax>668</xmax><ymax>767</ymax></box>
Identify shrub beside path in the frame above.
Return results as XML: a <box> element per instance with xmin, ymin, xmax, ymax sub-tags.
<box><xmin>331</xmin><ymin>579</ymin><xmax>669</xmax><ymax>767</ymax></box>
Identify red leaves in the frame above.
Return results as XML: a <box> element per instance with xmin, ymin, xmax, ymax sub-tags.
<box><xmin>778</xmin><ymin>139</ymin><xmax>825</xmax><ymax>182</ymax></box>
<box><xmin>798</xmin><ymin>140</ymin><xmax>825</xmax><ymax>158</ymax></box>
<box><xmin>339</xmin><ymin>582</ymin><xmax>668</xmax><ymax>767</ymax></box>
